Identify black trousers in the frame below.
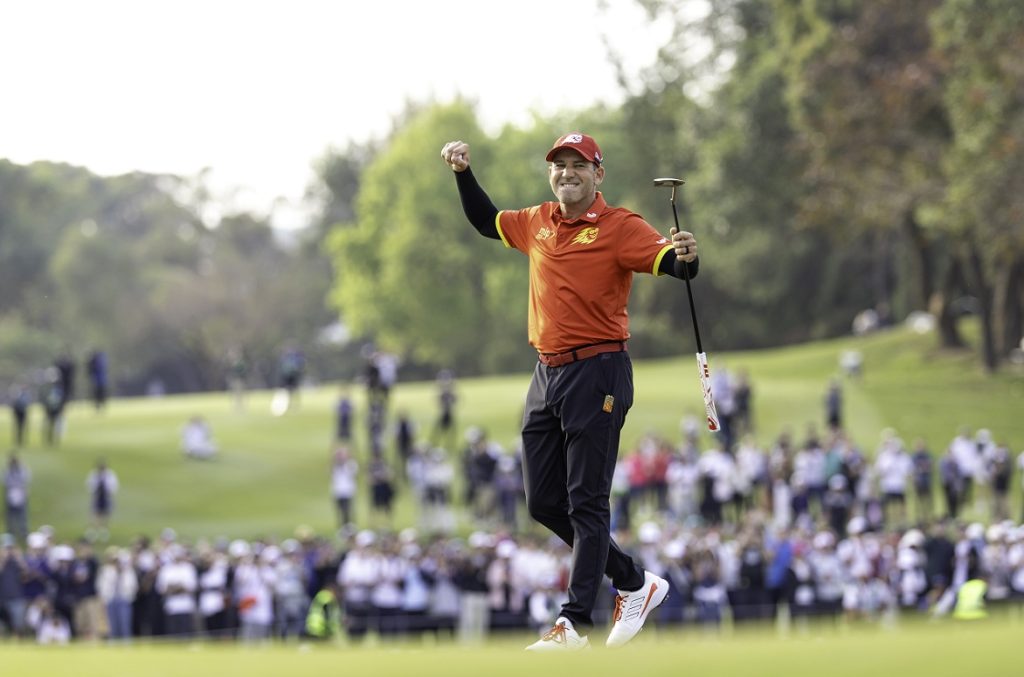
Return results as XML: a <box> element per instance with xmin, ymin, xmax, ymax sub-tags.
<box><xmin>521</xmin><ymin>351</ymin><xmax>645</xmax><ymax>630</ymax></box>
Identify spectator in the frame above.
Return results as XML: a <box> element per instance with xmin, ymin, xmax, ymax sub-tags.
<box><xmin>911</xmin><ymin>439</ymin><xmax>934</xmax><ymax>522</ymax></box>
<box><xmin>39</xmin><ymin>368</ymin><xmax>65</xmax><ymax>446</ymax></box>
<box><xmin>181</xmin><ymin>416</ymin><xmax>217</xmax><ymax>460</ymax></box>
<box><xmin>733</xmin><ymin>369</ymin><xmax>753</xmax><ymax>436</ymax></box>
<box><xmin>97</xmin><ymin>547</ymin><xmax>137</xmax><ymax>641</ymax></box>
<box><xmin>825</xmin><ymin>379</ymin><xmax>843</xmax><ymax>431</ymax></box>
<box><xmin>156</xmin><ymin>545</ymin><xmax>198</xmax><ymax>638</ymax></box>
<box><xmin>430</xmin><ymin>369</ymin><xmax>458</xmax><ymax>451</ymax></box>
<box><xmin>224</xmin><ymin>348</ymin><xmax>247</xmax><ymax>412</ymax></box>
<box><xmin>394</xmin><ymin>411</ymin><xmax>416</xmax><ymax>467</ymax></box>
<box><xmin>985</xmin><ymin>437</ymin><xmax>1012</xmax><ymax>521</ymax></box>
<box><xmin>304</xmin><ymin>580</ymin><xmax>341</xmax><ymax>641</ymax></box>
<box><xmin>335</xmin><ymin>385</ymin><xmax>354</xmax><ymax>442</ymax></box>
<box><xmin>330</xmin><ymin>445</ymin><xmax>358</xmax><ymax>529</ymax></box>
<box><xmin>9</xmin><ymin>385</ymin><xmax>30</xmax><ymax>448</ymax></box>
<box><xmin>939</xmin><ymin>446</ymin><xmax>963</xmax><ymax>520</ymax></box>
<box><xmin>196</xmin><ymin>545</ymin><xmax>230</xmax><ymax>639</ymax></box>
<box><xmin>234</xmin><ymin>547</ymin><xmax>276</xmax><ymax>642</ymax></box>
<box><xmin>0</xmin><ymin>534</ymin><xmax>28</xmax><ymax>637</ymax></box>
<box><xmin>71</xmin><ymin>539</ymin><xmax>107</xmax><ymax>640</ymax></box>
<box><xmin>277</xmin><ymin>345</ymin><xmax>305</xmax><ymax>412</ymax></box>
<box><xmin>34</xmin><ymin>598</ymin><xmax>71</xmax><ymax>645</ymax></box>
<box><xmin>874</xmin><ymin>430</ymin><xmax>912</xmax><ymax>527</ymax></box>
<box><xmin>368</xmin><ymin>456</ymin><xmax>396</xmax><ymax>528</ymax></box>
<box><xmin>3</xmin><ymin>455</ymin><xmax>30</xmax><ymax>544</ymax></box>
<box><xmin>948</xmin><ymin>427</ymin><xmax>979</xmax><ymax>505</ymax></box>
<box><xmin>86</xmin><ymin>459</ymin><xmax>119</xmax><ymax>538</ymax></box>
<box><xmin>86</xmin><ymin>349</ymin><xmax>110</xmax><ymax>411</ymax></box>
<box><xmin>273</xmin><ymin>541</ymin><xmax>309</xmax><ymax>640</ymax></box>
<box><xmin>336</xmin><ymin>530</ymin><xmax>378</xmax><ymax>642</ymax></box>
<box><xmin>54</xmin><ymin>352</ymin><xmax>76</xmax><ymax>409</ymax></box>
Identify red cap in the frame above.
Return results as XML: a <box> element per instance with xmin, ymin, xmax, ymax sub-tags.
<box><xmin>545</xmin><ymin>132</ymin><xmax>603</xmax><ymax>165</ymax></box>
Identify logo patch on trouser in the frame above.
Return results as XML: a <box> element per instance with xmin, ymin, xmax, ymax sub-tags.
<box><xmin>603</xmin><ymin>395</ymin><xmax>615</xmax><ymax>413</ymax></box>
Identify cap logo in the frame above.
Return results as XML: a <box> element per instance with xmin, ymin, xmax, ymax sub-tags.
<box><xmin>564</xmin><ymin>134</ymin><xmax>584</xmax><ymax>144</ymax></box>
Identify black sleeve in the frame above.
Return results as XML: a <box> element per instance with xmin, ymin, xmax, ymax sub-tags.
<box><xmin>659</xmin><ymin>253</ymin><xmax>700</xmax><ymax>280</ymax></box>
<box><xmin>454</xmin><ymin>167</ymin><xmax>500</xmax><ymax>240</ymax></box>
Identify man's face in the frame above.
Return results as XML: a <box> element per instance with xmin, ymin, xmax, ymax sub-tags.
<box><xmin>548</xmin><ymin>149</ymin><xmax>604</xmax><ymax>207</ymax></box>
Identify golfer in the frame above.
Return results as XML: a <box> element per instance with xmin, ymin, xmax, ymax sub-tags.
<box><xmin>441</xmin><ymin>133</ymin><xmax>700</xmax><ymax>650</ymax></box>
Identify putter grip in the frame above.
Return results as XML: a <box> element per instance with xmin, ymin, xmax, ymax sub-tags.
<box><xmin>697</xmin><ymin>352</ymin><xmax>720</xmax><ymax>432</ymax></box>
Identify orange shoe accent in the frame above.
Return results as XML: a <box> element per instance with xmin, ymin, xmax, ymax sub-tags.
<box><xmin>639</xmin><ymin>582</ymin><xmax>659</xmax><ymax>616</ymax></box>
<box><xmin>541</xmin><ymin>622</ymin><xmax>568</xmax><ymax>644</ymax></box>
<box><xmin>612</xmin><ymin>595</ymin><xmax>625</xmax><ymax>622</ymax></box>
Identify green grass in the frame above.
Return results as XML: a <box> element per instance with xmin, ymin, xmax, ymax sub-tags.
<box><xmin>2</xmin><ymin>322</ymin><xmax>1023</xmax><ymax>543</ymax></box>
<box><xmin>3</xmin><ymin>615</ymin><xmax>1023</xmax><ymax>676</ymax></box>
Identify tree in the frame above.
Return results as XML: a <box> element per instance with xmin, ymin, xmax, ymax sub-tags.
<box><xmin>932</xmin><ymin>0</ymin><xmax>1024</xmax><ymax>368</ymax></box>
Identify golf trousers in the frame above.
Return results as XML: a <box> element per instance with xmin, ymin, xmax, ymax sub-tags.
<box><xmin>521</xmin><ymin>350</ymin><xmax>646</xmax><ymax>630</ymax></box>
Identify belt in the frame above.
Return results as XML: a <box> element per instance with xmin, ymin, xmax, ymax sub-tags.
<box><xmin>538</xmin><ymin>341</ymin><xmax>626</xmax><ymax>367</ymax></box>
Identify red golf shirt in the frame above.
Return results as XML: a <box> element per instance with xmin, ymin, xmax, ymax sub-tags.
<box><xmin>496</xmin><ymin>192</ymin><xmax>674</xmax><ymax>354</ymax></box>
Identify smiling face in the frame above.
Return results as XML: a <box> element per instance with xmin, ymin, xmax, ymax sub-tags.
<box><xmin>548</xmin><ymin>148</ymin><xmax>604</xmax><ymax>218</ymax></box>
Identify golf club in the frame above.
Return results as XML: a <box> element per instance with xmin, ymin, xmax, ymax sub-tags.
<box><xmin>653</xmin><ymin>177</ymin><xmax>720</xmax><ymax>432</ymax></box>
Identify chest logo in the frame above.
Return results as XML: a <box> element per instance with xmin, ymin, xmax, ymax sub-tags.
<box><xmin>571</xmin><ymin>227</ymin><xmax>600</xmax><ymax>245</ymax></box>
<box><xmin>535</xmin><ymin>226</ymin><xmax>555</xmax><ymax>241</ymax></box>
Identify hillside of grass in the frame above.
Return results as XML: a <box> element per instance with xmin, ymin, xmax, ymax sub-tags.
<box><xmin>1</xmin><ymin>322</ymin><xmax>1022</xmax><ymax>544</ymax></box>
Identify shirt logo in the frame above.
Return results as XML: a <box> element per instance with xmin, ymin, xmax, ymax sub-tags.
<box><xmin>586</xmin><ymin>212</ymin><xmax>598</xmax><ymax>219</ymax></box>
<box><xmin>571</xmin><ymin>227</ymin><xmax>600</xmax><ymax>245</ymax></box>
<box><xmin>535</xmin><ymin>226</ymin><xmax>555</xmax><ymax>241</ymax></box>
<box><xmin>656</xmin><ymin>237</ymin><xmax>668</xmax><ymax>244</ymax></box>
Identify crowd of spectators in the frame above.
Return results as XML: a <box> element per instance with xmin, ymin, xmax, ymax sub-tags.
<box><xmin>3</xmin><ymin>506</ymin><xmax>1024</xmax><ymax>645</ymax></box>
<box><xmin>4</xmin><ymin>355</ymin><xmax>1023</xmax><ymax>645</ymax></box>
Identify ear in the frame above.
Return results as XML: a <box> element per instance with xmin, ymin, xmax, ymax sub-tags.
<box><xmin>594</xmin><ymin>164</ymin><xmax>605</xmax><ymax>186</ymax></box>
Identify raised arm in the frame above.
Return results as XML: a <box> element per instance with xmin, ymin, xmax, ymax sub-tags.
<box><xmin>441</xmin><ymin>140</ymin><xmax>500</xmax><ymax>240</ymax></box>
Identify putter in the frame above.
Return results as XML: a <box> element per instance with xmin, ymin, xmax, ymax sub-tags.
<box><xmin>654</xmin><ymin>177</ymin><xmax>720</xmax><ymax>432</ymax></box>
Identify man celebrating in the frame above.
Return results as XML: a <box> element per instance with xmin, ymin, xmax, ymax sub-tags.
<box><xmin>440</xmin><ymin>133</ymin><xmax>700</xmax><ymax>650</ymax></box>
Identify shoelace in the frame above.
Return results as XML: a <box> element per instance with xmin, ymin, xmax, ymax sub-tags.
<box><xmin>541</xmin><ymin>622</ymin><xmax>568</xmax><ymax>643</ymax></box>
<box><xmin>612</xmin><ymin>594</ymin><xmax>625</xmax><ymax>623</ymax></box>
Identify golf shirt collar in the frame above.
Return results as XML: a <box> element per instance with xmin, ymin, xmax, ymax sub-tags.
<box><xmin>550</xmin><ymin>192</ymin><xmax>607</xmax><ymax>226</ymax></box>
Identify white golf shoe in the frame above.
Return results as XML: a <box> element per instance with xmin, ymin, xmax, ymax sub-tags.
<box><xmin>525</xmin><ymin>617</ymin><xmax>590</xmax><ymax>652</ymax></box>
<box><xmin>606</xmin><ymin>571</ymin><xmax>669</xmax><ymax>647</ymax></box>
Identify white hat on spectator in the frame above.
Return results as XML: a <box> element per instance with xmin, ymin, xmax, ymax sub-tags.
<box><xmin>281</xmin><ymin>539</ymin><xmax>300</xmax><ymax>554</ymax></box>
<box><xmin>468</xmin><ymin>531</ymin><xmax>495</xmax><ymax>549</ymax></box>
<box><xmin>228</xmin><ymin>539</ymin><xmax>251</xmax><ymax>559</ymax></box>
<box><xmin>847</xmin><ymin>516</ymin><xmax>867</xmax><ymax>536</ymax></box>
<box><xmin>495</xmin><ymin>540</ymin><xmax>517</xmax><ymax>559</ymax></box>
<box><xmin>260</xmin><ymin>545</ymin><xmax>281</xmax><ymax>563</ymax></box>
<box><xmin>986</xmin><ymin>524</ymin><xmax>1005</xmax><ymax>543</ymax></box>
<box><xmin>663</xmin><ymin>539</ymin><xmax>686</xmax><ymax>560</ymax></box>
<box><xmin>966</xmin><ymin>523</ymin><xmax>985</xmax><ymax>540</ymax></box>
<box><xmin>355</xmin><ymin>530</ymin><xmax>376</xmax><ymax>548</ymax></box>
<box><xmin>638</xmin><ymin>522</ymin><xmax>662</xmax><ymax>545</ymax></box>
<box><xmin>813</xmin><ymin>532</ymin><xmax>836</xmax><ymax>550</ymax></box>
<box><xmin>54</xmin><ymin>544</ymin><xmax>75</xmax><ymax>561</ymax></box>
<box><xmin>27</xmin><ymin>532</ymin><xmax>47</xmax><ymax>550</ymax></box>
<box><xmin>897</xmin><ymin>549</ymin><xmax>920</xmax><ymax>570</ymax></box>
<box><xmin>899</xmin><ymin>529</ymin><xmax>925</xmax><ymax>549</ymax></box>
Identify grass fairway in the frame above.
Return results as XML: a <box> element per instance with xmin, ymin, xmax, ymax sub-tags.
<box><xmin>1</xmin><ymin>322</ymin><xmax>1022</xmax><ymax>542</ymax></box>
<box><xmin>3</xmin><ymin>615</ymin><xmax>1020</xmax><ymax>676</ymax></box>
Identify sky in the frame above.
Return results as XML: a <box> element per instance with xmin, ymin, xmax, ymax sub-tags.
<box><xmin>1</xmin><ymin>0</ymin><xmax>671</xmax><ymax>228</ymax></box>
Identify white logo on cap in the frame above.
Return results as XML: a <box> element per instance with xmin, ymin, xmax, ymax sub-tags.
<box><xmin>564</xmin><ymin>134</ymin><xmax>583</xmax><ymax>144</ymax></box>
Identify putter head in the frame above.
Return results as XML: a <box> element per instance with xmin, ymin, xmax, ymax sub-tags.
<box><xmin>653</xmin><ymin>177</ymin><xmax>685</xmax><ymax>187</ymax></box>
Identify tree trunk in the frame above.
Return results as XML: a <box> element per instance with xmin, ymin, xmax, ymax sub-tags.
<box><xmin>963</xmin><ymin>242</ymin><xmax>998</xmax><ymax>372</ymax></box>
<box><xmin>929</xmin><ymin>255</ymin><xmax>964</xmax><ymax>349</ymax></box>
<box><xmin>903</xmin><ymin>208</ymin><xmax>933</xmax><ymax>310</ymax></box>
<box><xmin>993</xmin><ymin>256</ymin><xmax>1024</xmax><ymax>358</ymax></box>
